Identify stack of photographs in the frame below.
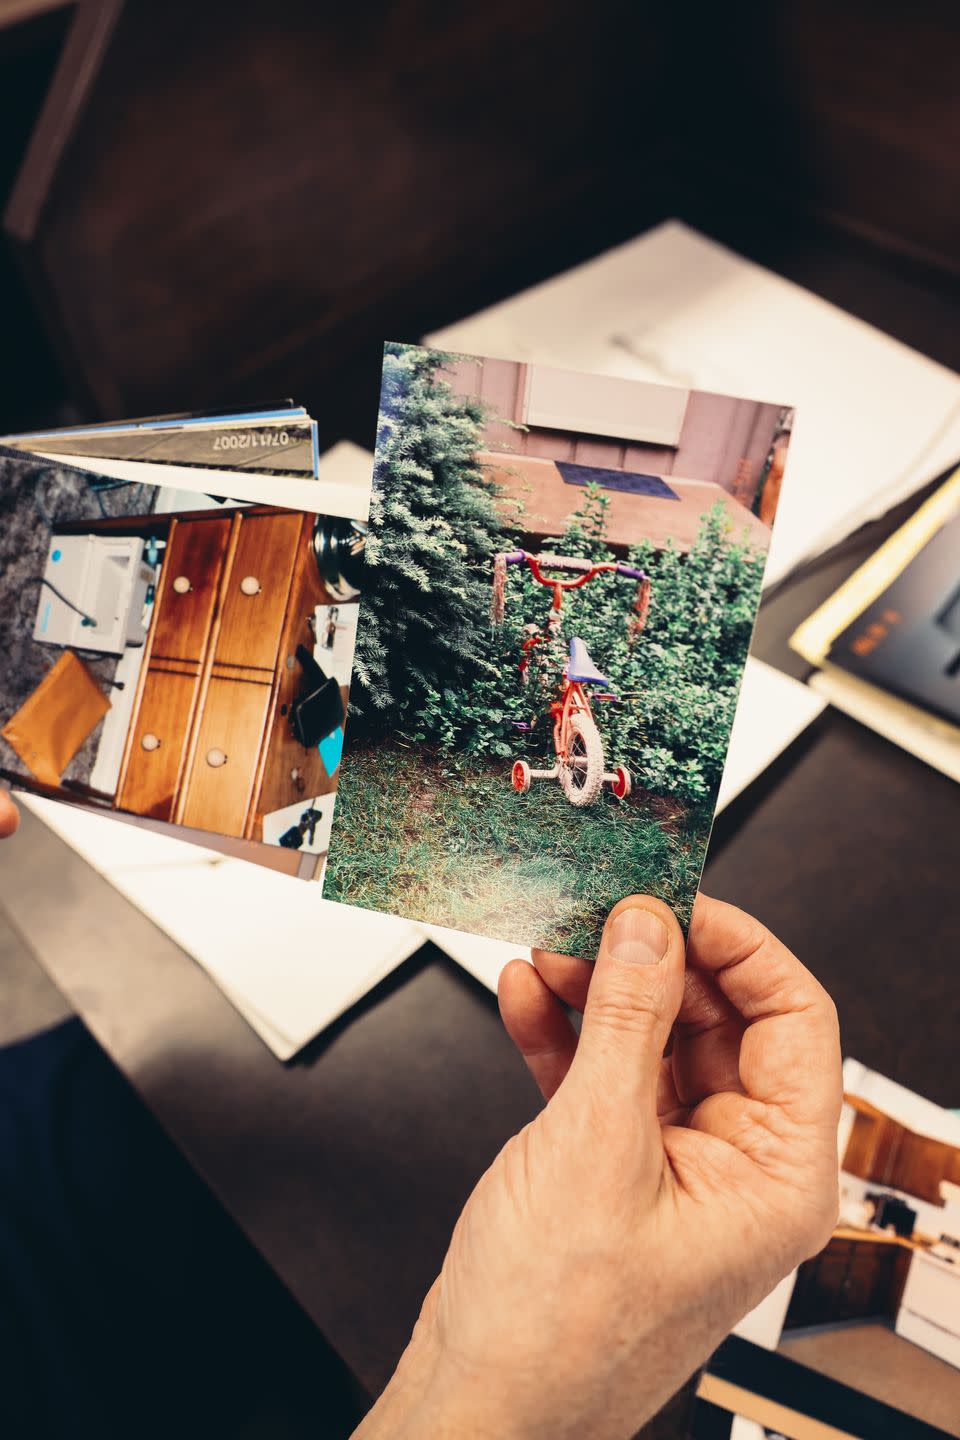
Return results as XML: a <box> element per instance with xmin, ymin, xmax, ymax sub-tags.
<box><xmin>3</xmin><ymin>401</ymin><xmax>321</xmax><ymax>478</ymax></box>
<box><xmin>1</xmin><ymin>343</ymin><xmax>793</xmax><ymax>960</ymax></box>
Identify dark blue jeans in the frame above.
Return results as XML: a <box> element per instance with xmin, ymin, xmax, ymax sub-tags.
<box><xmin>0</xmin><ymin>1019</ymin><xmax>358</xmax><ymax>1439</ymax></box>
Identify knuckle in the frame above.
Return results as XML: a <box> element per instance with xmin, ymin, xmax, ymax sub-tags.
<box><xmin>721</xmin><ymin>913</ymin><xmax>771</xmax><ymax>968</ymax></box>
<box><xmin>739</xmin><ymin>918</ymin><xmax>772</xmax><ymax>963</ymax></box>
<box><xmin>587</xmin><ymin>990</ymin><xmax>663</xmax><ymax>1039</ymax></box>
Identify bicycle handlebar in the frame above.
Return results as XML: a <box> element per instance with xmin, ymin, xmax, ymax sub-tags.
<box><xmin>499</xmin><ymin>550</ymin><xmax>647</xmax><ymax>589</ymax></box>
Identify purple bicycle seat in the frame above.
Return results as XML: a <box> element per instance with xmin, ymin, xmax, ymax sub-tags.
<box><xmin>567</xmin><ymin>636</ymin><xmax>611</xmax><ymax>688</ymax></box>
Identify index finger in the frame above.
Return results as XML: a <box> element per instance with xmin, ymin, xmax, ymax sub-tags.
<box><xmin>687</xmin><ymin>892</ymin><xmax>841</xmax><ymax>1127</ymax></box>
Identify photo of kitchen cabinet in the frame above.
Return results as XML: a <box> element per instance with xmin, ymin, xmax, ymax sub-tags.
<box><xmin>783</xmin><ymin>1232</ymin><xmax>912</xmax><ymax>1330</ymax></box>
<box><xmin>842</xmin><ymin>1093</ymin><xmax>960</xmax><ymax>1206</ymax></box>
<box><xmin>765</xmin><ymin>1062</ymin><xmax>960</xmax><ymax>1436</ymax></box>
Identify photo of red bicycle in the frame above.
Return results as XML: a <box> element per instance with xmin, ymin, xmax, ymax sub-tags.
<box><xmin>492</xmin><ymin>550</ymin><xmax>651</xmax><ymax>807</ymax></box>
<box><xmin>325</xmin><ymin>342</ymin><xmax>780</xmax><ymax>958</ymax></box>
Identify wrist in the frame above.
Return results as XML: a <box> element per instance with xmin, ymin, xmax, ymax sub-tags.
<box><xmin>354</xmin><ymin>1321</ymin><xmax>524</xmax><ymax>1440</ymax></box>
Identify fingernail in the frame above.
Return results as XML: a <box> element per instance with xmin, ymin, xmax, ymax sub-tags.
<box><xmin>607</xmin><ymin>905</ymin><xmax>668</xmax><ymax>965</ymax></box>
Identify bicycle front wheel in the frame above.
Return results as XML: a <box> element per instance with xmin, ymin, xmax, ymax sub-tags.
<box><xmin>560</xmin><ymin>711</ymin><xmax>604</xmax><ymax>807</ymax></box>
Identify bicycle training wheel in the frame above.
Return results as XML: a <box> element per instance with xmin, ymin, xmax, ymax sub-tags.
<box><xmin>512</xmin><ymin>760</ymin><xmax>532</xmax><ymax>793</ymax></box>
<box><xmin>560</xmin><ymin>711</ymin><xmax>604</xmax><ymax>806</ymax></box>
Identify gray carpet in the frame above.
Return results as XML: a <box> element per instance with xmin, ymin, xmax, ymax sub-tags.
<box><xmin>0</xmin><ymin>450</ymin><xmax>157</xmax><ymax>787</ymax></box>
<box><xmin>780</xmin><ymin>1320</ymin><xmax>960</xmax><ymax>1436</ymax></box>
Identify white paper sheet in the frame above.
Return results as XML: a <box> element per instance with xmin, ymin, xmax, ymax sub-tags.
<box><xmin>17</xmin><ymin>792</ymin><xmax>425</xmax><ymax>1059</ymax></box>
<box><xmin>19</xmin><ymin>438</ymin><xmax>374</xmax><ymax>522</ymax></box>
<box><xmin>428</xmin><ymin>219</ymin><xmax>960</xmax><ymax>590</ymax></box>
<box><xmin>716</xmin><ymin>660</ymin><xmax>826</xmax><ymax>812</ymax></box>
<box><xmin>102</xmin><ymin>861</ymin><xmax>424</xmax><ymax>1058</ymax></box>
<box><xmin>424</xmin><ymin>922</ymin><xmax>532</xmax><ymax>995</ymax></box>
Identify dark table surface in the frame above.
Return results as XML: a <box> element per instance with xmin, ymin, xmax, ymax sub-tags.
<box><xmin>1</xmin><ymin>232</ymin><xmax>957</xmax><ymax>1408</ymax></box>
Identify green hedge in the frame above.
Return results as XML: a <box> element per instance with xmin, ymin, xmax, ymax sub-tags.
<box><xmin>399</xmin><ymin>486</ymin><xmax>764</xmax><ymax>805</ymax></box>
<box><xmin>350</xmin><ymin>344</ymin><xmax>766</xmax><ymax>807</ymax></box>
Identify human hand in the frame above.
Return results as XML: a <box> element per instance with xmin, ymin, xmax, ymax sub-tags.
<box><xmin>357</xmin><ymin>894</ymin><xmax>841</xmax><ymax>1440</ymax></box>
<box><xmin>0</xmin><ymin>788</ymin><xmax>18</xmax><ymax>839</ymax></box>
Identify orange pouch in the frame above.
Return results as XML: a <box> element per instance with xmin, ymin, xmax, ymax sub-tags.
<box><xmin>1</xmin><ymin>651</ymin><xmax>111</xmax><ymax>786</ymax></box>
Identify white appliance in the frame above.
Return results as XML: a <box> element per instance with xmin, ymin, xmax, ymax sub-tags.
<box><xmin>33</xmin><ymin>534</ymin><xmax>155</xmax><ymax>655</ymax></box>
<box><xmin>931</xmin><ymin>1181</ymin><xmax>960</xmax><ymax>1265</ymax></box>
<box><xmin>896</xmin><ymin>1180</ymin><xmax>960</xmax><ymax>1368</ymax></box>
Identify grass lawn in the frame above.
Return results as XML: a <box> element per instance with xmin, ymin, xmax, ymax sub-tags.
<box><xmin>323</xmin><ymin>740</ymin><xmax>712</xmax><ymax>958</ymax></box>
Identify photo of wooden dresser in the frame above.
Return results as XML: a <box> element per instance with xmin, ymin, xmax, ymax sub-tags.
<box><xmin>115</xmin><ymin>505</ymin><xmax>342</xmax><ymax>840</ymax></box>
<box><xmin>34</xmin><ymin>503</ymin><xmax>352</xmax><ymax>847</ymax></box>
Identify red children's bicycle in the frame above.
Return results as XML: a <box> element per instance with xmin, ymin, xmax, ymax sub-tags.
<box><xmin>492</xmin><ymin>550</ymin><xmax>651</xmax><ymax>807</ymax></box>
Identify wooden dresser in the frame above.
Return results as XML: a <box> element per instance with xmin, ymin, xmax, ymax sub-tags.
<box><xmin>116</xmin><ymin>505</ymin><xmax>342</xmax><ymax>841</ymax></box>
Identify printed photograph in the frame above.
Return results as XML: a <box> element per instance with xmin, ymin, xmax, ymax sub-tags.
<box><xmin>0</xmin><ymin>448</ymin><xmax>364</xmax><ymax>873</ymax></box>
<box><xmin>734</xmin><ymin>1058</ymin><xmax>960</xmax><ymax>1437</ymax></box>
<box><xmin>322</xmin><ymin>342</ymin><xmax>792</xmax><ymax>956</ymax></box>
<box><xmin>3</xmin><ymin>408</ymin><xmax>320</xmax><ymax>477</ymax></box>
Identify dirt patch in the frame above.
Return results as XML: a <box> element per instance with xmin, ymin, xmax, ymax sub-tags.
<box><xmin>636</xmin><ymin>788</ymin><xmax>688</xmax><ymax>834</ymax></box>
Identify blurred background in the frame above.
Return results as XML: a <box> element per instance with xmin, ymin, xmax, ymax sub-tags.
<box><xmin>0</xmin><ymin>0</ymin><xmax>957</xmax><ymax>443</ymax></box>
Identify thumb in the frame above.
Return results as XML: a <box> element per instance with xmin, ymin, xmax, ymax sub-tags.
<box><xmin>571</xmin><ymin>895</ymin><xmax>685</xmax><ymax>1127</ymax></box>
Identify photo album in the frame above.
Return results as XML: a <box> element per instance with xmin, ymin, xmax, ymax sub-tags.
<box><xmin>790</xmin><ymin>462</ymin><xmax>960</xmax><ymax>784</ymax></box>
<box><xmin>0</xmin><ymin>344</ymin><xmax>792</xmax><ymax>959</ymax></box>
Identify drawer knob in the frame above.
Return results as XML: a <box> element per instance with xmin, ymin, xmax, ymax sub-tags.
<box><xmin>141</xmin><ymin>732</ymin><xmax>161</xmax><ymax>752</ymax></box>
<box><xmin>240</xmin><ymin>575</ymin><xmax>261</xmax><ymax>596</ymax></box>
<box><xmin>206</xmin><ymin>748</ymin><xmax>228</xmax><ymax>768</ymax></box>
<box><xmin>172</xmin><ymin>575</ymin><xmax>192</xmax><ymax>595</ymax></box>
